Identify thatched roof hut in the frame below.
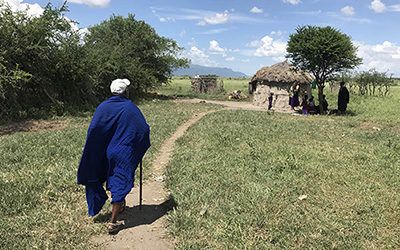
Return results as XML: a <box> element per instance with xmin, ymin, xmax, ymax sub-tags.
<box><xmin>249</xmin><ymin>60</ymin><xmax>313</xmax><ymax>91</ymax></box>
<box><xmin>249</xmin><ymin>61</ymin><xmax>313</xmax><ymax>110</ymax></box>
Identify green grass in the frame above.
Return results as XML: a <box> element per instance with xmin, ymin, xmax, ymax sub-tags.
<box><xmin>1</xmin><ymin>83</ymin><xmax>399</xmax><ymax>249</ymax></box>
<box><xmin>156</xmin><ymin>77</ymin><xmax>250</xmax><ymax>100</ymax></box>
<box><xmin>166</xmin><ymin>89</ymin><xmax>400</xmax><ymax>249</ymax></box>
<box><xmin>0</xmin><ymin>100</ymin><xmax>219</xmax><ymax>249</ymax></box>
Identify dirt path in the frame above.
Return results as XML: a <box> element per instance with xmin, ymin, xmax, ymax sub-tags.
<box><xmin>93</xmin><ymin>100</ymin><xmax>290</xmax><ymax>249</ymax></box>
<box><xmin>174</xmin><ymin>98</ymin><xmax>293</xmax><ymax>113</ymax></box>
<box><xmin>0</xmin><ymin>119</ymin><xmax>69</xmax><ymax>136</ymax></box>
<box><xmin>93</xmin><ymin>111</ymin><xmax>216</xmax><ymax>250</ymax></box>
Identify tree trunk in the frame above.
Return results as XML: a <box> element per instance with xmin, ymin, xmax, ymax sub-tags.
<box><xmin>318</xmin><ymin>85</ymin><xmax>324</xmax><ymax>114</ymax></box>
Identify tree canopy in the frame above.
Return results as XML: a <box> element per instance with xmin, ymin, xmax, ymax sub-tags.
<box><xmin>286</xmin><ymin>25</ymin><xmax>362</xmax><ymax>112</ymax></box>
<box><xmin>0</xmin><ymin>3</ymin><xmax>187</xmax><ymax>119</ymax></box>
<box><xmin>84</xmin><ymin>14</ymin><xmax>188</xmax><ymax>97</ymax></box>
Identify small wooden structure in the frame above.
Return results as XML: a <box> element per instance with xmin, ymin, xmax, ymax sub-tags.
<box><xmin>191</xmin><ymin>75</ymin><xmax>219</xmax><ymax>93</ymax></box>
<box><xmin>249</xmin><ymin>61</ymin><xmax>313</xmax><ymax>110</ymax></box>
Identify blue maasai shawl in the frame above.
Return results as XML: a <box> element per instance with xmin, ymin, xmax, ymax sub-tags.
<box><xmin>77</xmin><ymin>95</ymin><xmax>150</xmax><ymax>216</ymax></box>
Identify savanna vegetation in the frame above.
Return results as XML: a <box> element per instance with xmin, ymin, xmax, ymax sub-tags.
<box><xmin>0</xmin><ymin>101</ymin><xmax>218</xmax><ymax>249</ymax></box>
<box><xmin>0</xmin><ymin>2</ymin><xmax>186</xmax><ymax>121</ymax></box>
<box><xmin>166</xmin><ymin>85</ymin><xmax>400</xmax><ymax>249</ymax></box>
<box><xmin>156</xmin><ymin>77</ymin><xmax>250</xmax><ymax>100</ymax></box>
<box><xmin>286</xmin><ymin>26</ymin><xmax>362</xmax><ymax>113</ymax></box>
<box><xmin>1</xmin><ymin>2</ymin><xmax>399</xmax><ymax>249</ymax></box>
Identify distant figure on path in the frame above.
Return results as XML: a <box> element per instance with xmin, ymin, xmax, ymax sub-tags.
<box><xmin>77</xmin><ymin>79</ymin><xmax>150</xmax><ymax>234</ymax></box>
<box><xmin>268</xmin><ymin>93</ymin><xmax>274</xmax><ymax>110</ymax></box>
<box><xmin>338</xmin><ymin>81</ymin><xmax>350</xmax><ymax>113</ymax></box>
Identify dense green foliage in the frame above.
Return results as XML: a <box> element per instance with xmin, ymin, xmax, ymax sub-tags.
<box><xmin>84</xmin><ymin>15</ymin><xmax>188</xmax><ymax>98</ymax></box>
<box><xmin>354</xmin><ymin>70</ymin><xmax>394</xmax><ymax>96</ymax></box>
<box><xmin>286</xmin><ymin>26</ymin><xmax>362</xmax><ymax>112</ymax></box>
<box><xmin>0</xmin><ymin>3</ymin><xmax>88</xmax><ymax>118</ymax></box>
<box><xmin>0</xmin><ymin>3</ymin><xmax>186</xmax><ymax>120</ymax></box>
<box><xmin>330</xmin><ymin>70</ymin><xmax>395</xmax><ymax>97</ymax></box>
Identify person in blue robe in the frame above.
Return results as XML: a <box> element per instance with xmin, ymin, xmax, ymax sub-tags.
<box><xmin>77</xmin><ymin>79</ymin><xmax>150</xmax><ymax>234</ymax></box>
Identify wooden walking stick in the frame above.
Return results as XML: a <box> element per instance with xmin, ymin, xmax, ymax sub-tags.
<box><xmin>139</xmin><ymin>160</ymin><xmax>143</xmax><ymax>210</ymax></box>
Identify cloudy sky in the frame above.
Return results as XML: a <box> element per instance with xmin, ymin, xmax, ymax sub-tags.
<box><xmin>3</xmin><ymin>0</ymin><xmax>400</xmax><ymax>76</ymax></box>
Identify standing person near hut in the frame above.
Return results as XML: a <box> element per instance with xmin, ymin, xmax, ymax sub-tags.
<box><xmin>290</xmin><ymin>84</ymin><xmax>300</xmax><ymax>110</ymax></box>
<box><xmin>268</xmin><ymin>93</ymin><xmax>274</xmax><ymax>110</ymax></box>
<box><xmin>77</xmin><ymin>79</ymin><xmax>151</xmax><ymax>234</ymax></box>
<box><xmin>338</xmin><ymin>81</ymin><xmax>350</xmax><ymax>114</ymax></box>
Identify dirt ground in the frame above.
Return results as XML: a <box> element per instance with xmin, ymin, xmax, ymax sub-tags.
<box><xmin>0</xmin><ymin>119</ymin><xmax>69</xmax><ymax>136</ymax></box>
<box><xmin>92</xmin><ymin>111</ymin><xmax>215</xmax><ymax>250</ymax></box>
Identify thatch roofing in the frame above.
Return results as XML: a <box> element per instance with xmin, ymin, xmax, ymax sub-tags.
<box><xmin>250</xmin><ymin>61</ymin><xmax>313</xmax><ymax>85</ymax></box>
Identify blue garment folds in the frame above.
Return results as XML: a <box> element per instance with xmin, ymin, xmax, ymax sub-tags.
<box><xmin>77</xmin><ymin>95</ymin><xmax>150</xmax><ymax>216</ymax></box>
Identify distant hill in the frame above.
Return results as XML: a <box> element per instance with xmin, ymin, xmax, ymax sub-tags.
<box><xmin>174</xmin><ymin>64</ymin><xmax>248</xmax><ymax>78</ymax></box>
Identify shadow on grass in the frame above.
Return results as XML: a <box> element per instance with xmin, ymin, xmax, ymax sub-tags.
<box><xmin>291</xmin><ymin>108</ymin><xmax>358</xmax><ymax>117</ymax></box>
<box><xmin>94</xmin><ymin>197</ymin><xmax>177</xmax><ymax>234</ymax></box>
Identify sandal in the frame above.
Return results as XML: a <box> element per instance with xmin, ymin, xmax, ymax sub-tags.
<box><xmin>107</xmin><ymin>221</ymin><xmax>123</xmax><ymax>235</ymax></box>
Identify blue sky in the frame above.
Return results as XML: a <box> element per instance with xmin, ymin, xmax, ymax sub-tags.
<box><xmin>6</xmin><ymin>0</ymin><xmax>400</xmax><ymax>76</ymax></box>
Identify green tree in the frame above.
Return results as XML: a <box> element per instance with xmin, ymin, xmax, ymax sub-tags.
<box><xmin>286</xmin><ymin>26</ymin><xmax>362</xmax><ymax>113</ymax></box>
<box><xmin>356</xmin><ymin>69</ymin><xmax>394</xmax><ymax>96</ymax></box>
<box><xmin>0</xmin><ymin>2</ymin><xmax>89</xmax><ymax>118</ymax></box>
<box><xmin>83</xmin><ymin>14</ymin><xmax>188</xmax><ymax>98</ymax></box>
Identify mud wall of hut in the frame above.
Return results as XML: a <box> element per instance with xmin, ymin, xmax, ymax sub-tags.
<box><xmin>252</xmin><ymin>82</ymin><xmax>311</xmax><ymax>110</ymax></box>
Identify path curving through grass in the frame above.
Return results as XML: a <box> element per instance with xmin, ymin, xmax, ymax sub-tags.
<box><xmin>93</xmin><ymin>110</ymin><xmax>218</xmax><ymax>249</ymax></box>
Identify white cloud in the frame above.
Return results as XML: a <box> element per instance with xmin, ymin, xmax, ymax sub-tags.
<box><xmin>209</xmin><ymin>40</ymin><xmax>225</xmax><ymax>52</ymax></box>
<box><xmin>246</xmin><ymin>40</ymin><xmax>261</xmax><ymax>48</ymax></box>
<box><xmin>370</xmin><ymin>0</ymin><xmax>386</xmax><ymax>13</ymax></box>
<box><xmin>225</xmin><ymin>57</ymin><xmax>235</xmax><ymax>61</ymax></box>
<box><xmin>197</xmin><ymin>28</ymin><xmax>229</xmax><ymax>35</ymax></box>
<box><xmin>341</xmin><ymin>6</ymin><xmax>355</xmax><ymax>16</ymax></box>
<box><xmin>209</xmin><ymin>40</ymin><xmax>227</xmax><ymax>57</ymax></box>
<box><xmin>68</xmin><ymin>0</ymin><xmax>110</xmax><ymax>7</ymax></box>
<box><xmin>185</xmin><ymin>46</ymin><xmax>216</xmax><ymax>66</ymax></box>
<box><xmin>391</xmin><ymin>4</ymin><xmax>400</xmax><ymax>11</ymax></box>
<box><xmin>198</xmin><ymin>10</ymin><xmax>229</xmax><ymax>25</ymax></box>
<box><xmin>370</xmin><ymin>0</ymin><xmax>400</xmax><ymax>13</ymax></box>
<box><xmin>1</xmin><ymin>0</ymin><xmax>44</xmax><ymax>17</ymax></box>
<box><xmin>179</xmin><ymin>30</ymin><xmax>186</xmax><ymax>38</ymax></box>
<box><xmin>283</xmin><ymin>0</ymin><xmax>301</xmax><ymax>5</ymax></box>
<box><xmin>250</xmin><ymin>6</ymin><xmax>263</xmax><ymax>14</ymax></box>
<box><xmin>253</xmin><ymin>35</ymin><xmax>287</xmax><ymax>57</ymax></box>
<box><xmin>356</xmin><ymin>41</ymin><xmax>400</xmax><ymax>74</ymax></box>
<box><xmin>270</xmin><ymin>30</ymin><xmax>284</xmax><ymax>37</ymax></box>
<box><xmin>159</xmin><ymin>16</ymin><xmax>175</xmax><ymax>22</ymax></box>
<box><xmin>151</xmin><ymin>7</ymin><xmax>269</xmax><ymax>26</ymax></box>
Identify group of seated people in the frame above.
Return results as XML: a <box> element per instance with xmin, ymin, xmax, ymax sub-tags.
<box><xmin>300</xmin><ymin>95</ymin><xmax>328</xmax><ymax>115</ymax></box>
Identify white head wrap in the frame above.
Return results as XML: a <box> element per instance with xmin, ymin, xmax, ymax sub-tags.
<box><xmin>110</xmin><ymin>79</ymin><xmax>131</xmax><ymax>94</ymax></box>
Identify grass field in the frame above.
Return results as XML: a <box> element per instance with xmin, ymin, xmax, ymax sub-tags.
<box><xmin>1</xmin><ymin>81</ymin><xmax>399</xmax><ymax>248</ymax></box>
<box><xmin>156</xmin><ymin>77</ymin><xmax>250</xmax><ymax>100</ymax></box>
<box><xmin>166</xmin><ymin>87</ymin><xmax>400</xmax><ymax>248</ymax></box>
<box><xmin>0</xmin><ymin>101</ymin><xmax>218</xmax><ymax>249</ymax></box>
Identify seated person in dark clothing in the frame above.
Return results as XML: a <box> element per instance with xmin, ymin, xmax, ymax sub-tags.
<box><xmin>301</xmin><ymin>95</ymin><xmax>308</xmax><ymax>115</ymax></box>
<box><xmin>321</xmin><ymin>94</ymin><xmax>329</xmax><ymax>112</ymax></box>
<box><xmin>308</xmin><ymin>96</ymin><xmax>316</xmax><ymax>114</ymax></box>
